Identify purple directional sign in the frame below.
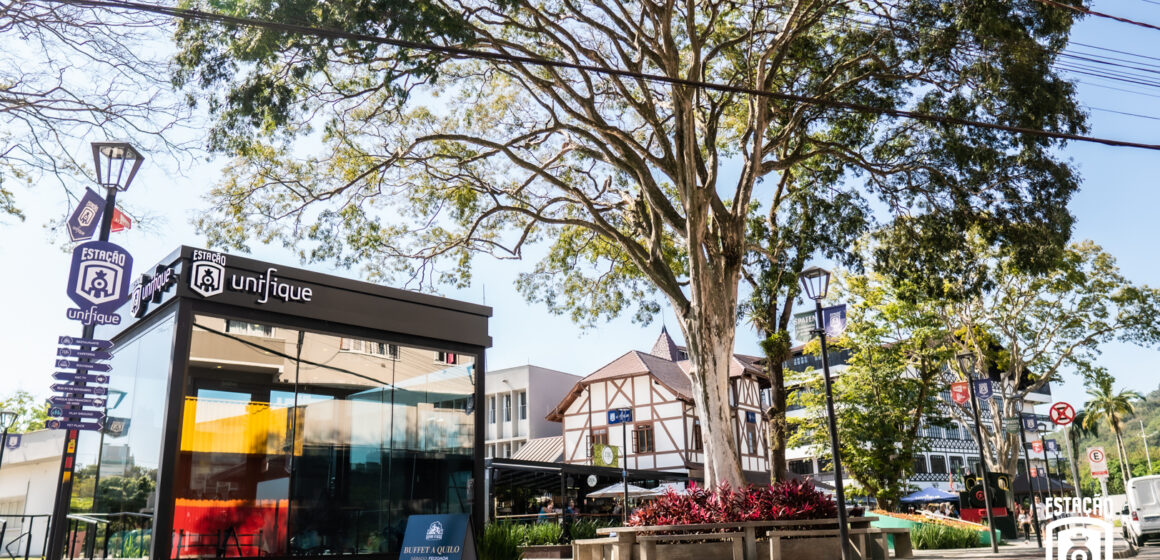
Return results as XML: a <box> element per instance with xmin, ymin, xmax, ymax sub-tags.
<box><xmin>58</xmin><ymin>336</ymin><xmax>114</xmax><ymax>349</ymax></box>
<box><xmin>48</xmin><ymin>407</ymin><xmax>104</xmax><ymax>420</ymax></box>
<box><xmin>52</xmin><ymin>372</ymin><xmax>109</xmax><ymax>384</ymax></box>
<box><xmin>55</xmin><ymin>359</ymin><xmax>111</xmax><ymax>372</ymax></box>
<box><xmin>49</xmin><ymin>396</ymin><xmax>106</xmax><ymax>408</ymax></box>
<box><xmin>46</xmin><ymin>419</ymin><xmax>103</xmax><ymax>432</ymax></box>
<box><xmin>50</xmin><ymin>383</ymin><xmax>108</xmax><ymax>396</ymax></box>
<box><xmin>56</xmin><ymin>347</ymin><xmax>112</xmax><ymax>360</ymax></box>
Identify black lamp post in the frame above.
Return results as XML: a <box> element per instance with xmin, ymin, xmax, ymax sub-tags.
<box><xmin>46</xmin><ymin>141</ymin><xmax>144</xmax><ymax>560</ymax></box>
<box><xmin>1013</xmin><ymin>399</ymin><xmax>1043</xmax><ymax>548</ymax></box>
<box><xmin>956</xmin><ymin>352</ymin><xmax>999</xmax><ymax>553</ymax></box>
<box><xmin>0</xmin><ymin>409</ymin><xmax>16</xmax><ymax>471</ymax></box>
<box><xmin>798</xmin><ymin>266</ymin><xmax>850</xmax><ymax>560</ymax></box>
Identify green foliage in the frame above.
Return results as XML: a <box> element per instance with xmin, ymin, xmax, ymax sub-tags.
<box><xmin>477</xmin><ymin>523</ymin><xmax>523</xmax><ymax>560</ymax></box>
<box><xmin>569</xmin><ymin>519</ymin><xmax>612</xmax><ymax>541</ymax></box>
<box><xmin>911</xmin><ymin>524</ymin><xmax>985</xmax><ymax>550</ymax></box>
<box><xmin>522</xmin><ymin>522</ymin><xmax>563</xmax><ymax>546</ymax></box>
<box><xmin>0</xmin><ymin>390</ymin><xmax>51</xmax><ymax>432</ymax></box>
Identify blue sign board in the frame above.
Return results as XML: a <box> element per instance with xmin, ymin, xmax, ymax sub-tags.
<box><xmin>51</xmin><ymin>383</ymin><xmax>107</xmax><ymax>396</ymax></box>
<box><xmin>46</xmin><ymin>419</ymin><xmax>103</xmax><ymax>432</ymax></box>
<box><xmin>65</xmin><ymin>188</ymin><xmax>105</xmax><ymax>242</ymax></box>
<box><xmin>746</xmin><ymin>411</ymin><xmax>757</xmax><ymax>423</ymax></box>
<box><xmin>55</xmin><ymin>359</ymin><xmax>112</xmax><ymax>372</ymax></box>
<box><xmin>65</xmin><ymin>240</ymin><xmax>133</xmax><ymax>322</ymax></box>
<box><xmin>972</xmin><ymin>379</ymin><xmax>994</xmax><ymax>400</ymax></box>
<box><xmin>49</xmin><ymin>396</ymin><xmax>106</xmax><ymax>408</ymax></box>
<box><xmin>52</xmin><ymin>372</ymin><xmax>109</xmax><ymax>384</ymax></box>
<box><xmin>1022</xmin><ymin>414</ymin><xmax>1040</xmax><ymax>432</ymax></box>
<box><xmin>48</xmin><ymin>407</ymin><xmax>104</xmax><ymax>420</ymax></box>
<box><xmin>822</xmin><ymin>304</ymin><xmax>847</xmax><ymax>338</ymax></box>
<box><xmin>58</xmin><ymin>336</ymin><xmax>113</xmax><ymax>349</ymax></box>
<box><xmin>399</xmin><ymin>514</ymin><xmax>475</xmax><ymax>560</ymax></box>
<box><xmin>4</xmin><ymin>434</ymin><xmax>20</xmax><ymax>450</ymax></box>
<box><xmin>607</xmin><ymin>408</ymin><xmax>633</xmax><ymax>425</ymax></box>
<box><xmin>56</xmin><ymin>347</ymin><xmax>112</xmax><ymax>360</ymax></box>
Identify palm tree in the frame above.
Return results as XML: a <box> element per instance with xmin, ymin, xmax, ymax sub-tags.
<box><xmin>1066</xmin><ymin>409</ymin><xmax>1098</xmax><ymax>498</ymax></box>
<box><xmin>1084</xmin><ymin>378</ymin><xmax>1143</xmax><ymax>488</ymax></box>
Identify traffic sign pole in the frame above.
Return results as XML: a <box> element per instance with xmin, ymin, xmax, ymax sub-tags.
<box><xmin>962</xmin><ymin>356</ymin><xmax>1000</xmax><ymax>554</ymax></box>
<box><xmin>45</xmin><ymin>184</ymin><xmax>119</xmax><ymax>560</ymax></box>
<box><xmin>1017</xmin><ymin>413</ymin><xmax>1043</xmax><ymax>547</ymax></box>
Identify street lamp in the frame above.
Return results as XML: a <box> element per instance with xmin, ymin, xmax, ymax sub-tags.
<box><xmin>956</xmin><ymin>352</ymin><xmax>1000</xmax><ymax>553</ymax></box>
<box><xmin>1012</xmin><ymin>399</ymin><xmax>1043</xmax><ymax>548</ymax></box>
<box><xmin>46</xmin><ymin>141</ymin><xmax>144</xmax><ymax>560</ymax></box>
<box><xmin>798</xmin><ymin>266</ymin><xmax>850</xmax><ymax>560</ymax></box>
<box><xmin>0</xmin><ymin>409</ymin><xmax>16</xmax><ymax>472</ymax></box>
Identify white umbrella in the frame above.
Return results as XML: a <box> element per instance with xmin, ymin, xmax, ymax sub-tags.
<box><xmin>587</xmin><ymin>482</ymin><xmax>660</xmax><ymax>499</ymax></box>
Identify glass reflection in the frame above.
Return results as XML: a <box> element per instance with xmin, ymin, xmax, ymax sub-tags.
<box><xmin>172</xmin><ymin>315</ymin><xmax>475</xmax><ymax>557</ymax></box>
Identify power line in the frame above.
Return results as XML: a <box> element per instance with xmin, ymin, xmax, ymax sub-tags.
<box><xmin>48</xmin><ymin>0</ymin><xmax>1160</xmax><ymax>151</ymax></box>
<box><xmin>1032</xmin><ymin>0</ymin><xmax>1160</xmax><ymax>33</ymax></box>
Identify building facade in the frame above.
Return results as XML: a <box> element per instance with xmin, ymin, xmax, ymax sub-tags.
<box><xmin>0</xmin><ymin>429</ymin><xmax>65</xmax><ymax>557</ymax></box>
<box><xmin>547</xmin><ymin>329</ymin><xmax>770</xmax><ymax>480</ymax></box>
<box><xmin>484</xmin><ymin>365</ymin><xmax>580</xmax><ymax>459</ymax></box>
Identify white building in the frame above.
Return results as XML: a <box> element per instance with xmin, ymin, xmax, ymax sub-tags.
<box><xmin>0</xmin><ymin>429</ymin><xmax>66</xmax><ymax>557</ymax></box>
<box><xmin>484</xmin><ymin>365</ymin><xmax>580</xmax><ymax>459</ymax></box>
<box><xmin>547</xmin><ymin>329</ymin><xmax>770</xmax><ymax>480</ymax></box>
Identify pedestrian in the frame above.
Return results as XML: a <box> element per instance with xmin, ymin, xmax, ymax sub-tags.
<box><xmin>538</xmin><ymin>499</ymin><xmax>556</xmax><ymax>522</ymax></box>
<box><xmin>1017</xmin><ymin>505</ymin><xmax>1032</xmax><ymax>542</ymax></box>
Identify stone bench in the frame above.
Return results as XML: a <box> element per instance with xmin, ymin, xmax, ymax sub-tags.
<box><xmin>873</xmin><ymin>527</ymin><xmax>913</xmax><ymax>558</ymax></box>
<box><xmin>573</xmin><ymin>537</ymin><xmax>618</xmax><ymax>560</ymax></box>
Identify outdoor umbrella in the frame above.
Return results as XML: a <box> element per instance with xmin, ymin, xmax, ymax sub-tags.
<box><xmin>900</xmin><ymin>487</ymin><xmax>959</xmax><ymax>503</ymax></box>
<box><xmin>587</xmin><ymin>482</ymin><xmax>660</xmax><ymax>499</ymax></box>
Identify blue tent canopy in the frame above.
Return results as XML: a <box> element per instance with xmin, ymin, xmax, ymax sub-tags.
<box><xmin>900</xmin><ymin>487</ymin><xmax>959</xmax><ymax>503</ymax></box>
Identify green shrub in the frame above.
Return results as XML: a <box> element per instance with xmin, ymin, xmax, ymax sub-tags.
<box><xmin>523</xmin><ymin>522</ymin><xmax>564</xmax><ymax>546</ymax></box>
<box><xmin>569</xmin><ymin>519</ymin><xmax>610</xmax><ymax>541</ymax></box>
<box><xmin>478</xmin><ymin>523</ymin><xmax>524</xmax><ymax>560</ymax></box>
<box><xmin>910</xmin><ymin>523</ymin><xmax>984</xmax><ymax>549</ymax></box>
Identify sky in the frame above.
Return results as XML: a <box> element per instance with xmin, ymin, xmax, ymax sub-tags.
<box><xmin>1</xmin><ymin>1</ymin><xmax>1159</xmax><ymax>421</ymax></box>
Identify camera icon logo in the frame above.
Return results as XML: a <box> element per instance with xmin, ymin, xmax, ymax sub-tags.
<box><xmin>1045</xmin><ymin>517</ymin><xmax>1114</xmax><ymax>560</ymax></box>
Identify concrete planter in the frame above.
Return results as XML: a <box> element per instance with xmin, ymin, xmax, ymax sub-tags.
<box><xmin>519</xmin><ymin>544</ymin><xmax>573</xmax><ymax>558</ymax></box>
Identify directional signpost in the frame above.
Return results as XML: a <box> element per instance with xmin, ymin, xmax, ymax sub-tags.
<box><xmin>50</xmin><ymin>384</ymin><xmax>107</xmax><ymax>396</ymax></box>
<box><xmin>49</xmin><ymin>396</ymin><xmax>106</xmax><ymax>408</ymax></box>
<box><xmin>55</xmin><ymin>359</ymin><xmax>111</xmax><ymax>372</ymax></box>
<box><xmin>608</xmin><ymin>407</ymin><xmax>632</xmax><ymax>523</ymax></box>
<box><xmin>52</xmin><ymin>372</ymin><xmax>110</xmax><ymax>384</ymax></box>
<box><xmin>58</xmin><ymin>336</ymin><xmax>114</xmax><ymax>349</ymax></box>
<box><xmin>56</xmin><ymin>347</ymin><xmax>113</xmax><ymax>360</ymax></box>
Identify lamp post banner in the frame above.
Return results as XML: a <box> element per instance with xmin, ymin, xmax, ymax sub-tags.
<box><xmin>972</xmin><ymin>379</ymin><xmax>994</xmax><ymax>400</ymax></box>
<box><xmin>5</xmin><ymin>434</ymin><xmax>20</xmax><ymax>450</ymax></box>
<box><xmin>65</xmin><ymin>188</ymin><xmax>105</xmax><ymax>242</ymax></box>
<box><xmin>951</xmin><ymin>382</ymin><xmax>970</xmax><ymax>405</ymax></box>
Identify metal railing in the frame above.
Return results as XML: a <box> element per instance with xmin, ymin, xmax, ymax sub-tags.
<box><xmin>64</xmin><ymin>512</ymin><xmax>152</xmax><ymax>559</ymax></box>
<box><xmin>0</xmin><ymin>514</ymin><xmax>51</xmax><ymax>560</ymax></box>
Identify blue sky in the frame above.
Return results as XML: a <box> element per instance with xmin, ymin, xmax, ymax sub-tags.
<box><xmin>1</xmin><ymin>1</ymin><xmax>1158</xmax><ymax>418</ymax></box>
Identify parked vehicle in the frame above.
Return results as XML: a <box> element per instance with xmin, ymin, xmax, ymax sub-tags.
<box><xmin>1122</xmin><ymin>475</ymin><xmax>1160</xmax><ymax>547</ymax></box>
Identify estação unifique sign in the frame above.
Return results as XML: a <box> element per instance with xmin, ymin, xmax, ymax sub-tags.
<box><xmin>189</xmin><ymin>249</ymin><xmax>313</xmax><ymax>304</ymax></box>
<box><xmin>65</xmin><ymin>240</ymin><xmax>133</xmax><ymax>325</ymax></box>
<box><xmin>130</xmin><ymin>264</ymin><xmax>177</xmax><ymax>317</ymax></box>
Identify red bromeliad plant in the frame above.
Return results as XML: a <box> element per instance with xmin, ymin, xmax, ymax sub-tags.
<box><xmin>628</xmin><ymin>479</ymin><xmax>837</xmax><ymax>526</ymax></box>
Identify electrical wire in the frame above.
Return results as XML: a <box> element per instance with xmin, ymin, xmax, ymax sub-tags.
<box><xmin>44</xmin><ymin>0</ymin><xmax>1160</xmax><ymax>151</ymax></box>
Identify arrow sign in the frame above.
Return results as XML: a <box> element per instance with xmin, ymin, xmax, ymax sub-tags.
<box><xmin>56</xmin><ymin>347</ymin><xmax>112</xmax><ymax>360</ymax></box>
<box><xmin>51</xmin><ymin>383</ymin><xmax>107</xmax><ymax>396</ymax></box>
<box><xmin>54</xmin><ymin>359</ymin><xmax>111</xmax><ymax>372</ymax></box>
<box><xmin>46</xmin><ymin>419</ymin><xmax>103</xmax><ymax>432</ymax></box>
<box><xmin>49</xmin><ymin>396</ymin><xmax>106</xmax><ymax>408</ymax></box>
<box><xmin>58</xmin><ymin>336</ymin><xmax>114</xmax><ymax>349</ymax></box>
<box><xmin>48</xmin><ymin>407</ymin><xmax>104</xmax><ymax>420</ymax></box>
<box><xmin>52</xmin><ymin>372</ymin><xmax>109</xmax><ymax>384</ymax></box>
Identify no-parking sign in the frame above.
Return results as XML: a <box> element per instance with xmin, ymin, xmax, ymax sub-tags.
<box><xmin>1088</xmin><ymin>447</ymin><xmax>1109</xmax><ymax>479</ymax></box>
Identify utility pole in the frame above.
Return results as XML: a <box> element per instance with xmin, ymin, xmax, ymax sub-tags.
<box><xmin>1141</xmin><ymin>420</ymin><xmax>1153</xmax><ymax>474</ymax></box>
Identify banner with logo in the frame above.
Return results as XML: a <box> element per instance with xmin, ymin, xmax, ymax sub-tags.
<box><xmin>792</xmin><ymin>304</ymin><xmax>846</xmax><ymax>342</ymax></box>
<box><xmin>593</xmin><ymin>443</ymin><xmax>620</xmax><ymax>468</ymax></box>
<box><xmin>399</xmin><ymin>514</ymin><xmax>475</xmax><ymax>560</ymax></box>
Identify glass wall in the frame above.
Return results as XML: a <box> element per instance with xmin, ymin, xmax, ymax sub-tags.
<box><xmin>171</xmin><ymin>315</ymin><xmax>476</xmax><ymax>558</ymax></box>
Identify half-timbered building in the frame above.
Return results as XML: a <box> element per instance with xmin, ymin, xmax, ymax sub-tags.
<box><xmin>546</xmin><ymin>329</ymin><xmax>771</xmax><ymax>481</ymax></box>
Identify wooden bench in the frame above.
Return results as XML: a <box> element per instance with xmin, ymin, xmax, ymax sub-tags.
<box><xmin>637</xmin><ymin>531</ymin><xmax>745</xmax><ymax>560</ymax></box>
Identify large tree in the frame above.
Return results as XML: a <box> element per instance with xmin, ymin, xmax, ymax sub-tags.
<box><xmin>1083</xmin><ymin>377</ymin><xmax>1142</xmax><ymax>489</ymax></box>
<box><xmin>0</xmin><ymin>1</ymin><xmax>192</xmax><ymax>220</ymax></box>
<box><xmin>175</xmin><ymin>0</ymin><xmax>1087</xmax><ymax>486</ymax></box>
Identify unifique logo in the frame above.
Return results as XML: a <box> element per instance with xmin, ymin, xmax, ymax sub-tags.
<box><xmin>189</xmin><ymin>250</ymin><xmax>226</xmax><ymax>298</ymax></box>
<box><xmin>130</xmin><ymin>265</ymin><xmax>177</xmax><ymax>317</ymax></box>
<box><xmin>1045</xmin><ymin>517</ymin><xmax>1114</xmax><ymax>560</ymax></box>
<box><xmin>66</xmin><ymin>241</ymin><xmax>133</xmax><ymax>323</ymax></box>
<box><xmin>77</xmin><ymin>201</ymin><xmax>99</xmax><ymax>228</ymax></box>
<box><xmin>425</xmin><ymin>521</ymin><xmax>444</xmax><ymax>542</ymax></box>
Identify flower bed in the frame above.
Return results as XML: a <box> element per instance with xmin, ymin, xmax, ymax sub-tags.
<box><xmin>629</xmin><ymin>480</ymin><xmax>837</xmax><ymax>526</ymax></box>
<box><xmin>871</xmin><ymin>510</ymin><xmax>982</xmax><ymax>531</ymax></box>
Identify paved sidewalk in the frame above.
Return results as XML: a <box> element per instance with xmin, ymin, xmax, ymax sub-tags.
<box><xmin>909</xmin><ymin>536</ymin><xmax>1153</xmax><ymax>559</ymax></box>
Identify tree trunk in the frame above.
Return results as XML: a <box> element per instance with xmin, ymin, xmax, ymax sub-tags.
<box><xmin>765</xmin><ymin>359</ymin><xmax>788</xmax><ymax>483</ymax></box>
<box><xmin>1114</xmin><ymin>426</ymin><xmax>1132</xmax><ymax>487</ymax></box>
<box><xmin>1065</xmin><ymin>427</ymin><xmax>1084</xmax><ymax>500</ymax></box>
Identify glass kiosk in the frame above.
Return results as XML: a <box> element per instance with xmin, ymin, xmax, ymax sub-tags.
<box><xmin>68</xmin><ymin>247</ymin><xmax>490</xmax><ymax>559</ymax></box>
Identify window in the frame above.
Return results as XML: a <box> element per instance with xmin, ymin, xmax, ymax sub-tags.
<box><xmin>502</xmin><ymin>394</ymin><xmax>512</xmax><ymax>422</ymax></box>
<box><xmin>225</xmin><ymin>320</ymin><xmax>273</xmax><ymax>336</ymax></box>
<box><xmin>519</xmin><ymin>392</ymin><xmax>527</xmax><ymax>420</ymax></box>
<box><xmin>818</xmin><ymin>458</ymin><xmax>833</xmax><ymax>474</ymax></box>
<box><xmin>692</xmin><ymin>419</ymin><xmax>703</xmax><ymax>451</ymax></box>
<box><xmin>760</xmin><ymin>388</ymin><xmax>772</xmax><ymax>407</ymax></box>
<box><xmin>632</xmin><ymin>423</ymin><xmax>655</xmax><ymax>453</ymax></box>
<box><xmin>913</xmin><ymin>455</ymin><xmax>928</xmax><ymax>474</ymax></box>
<box><xmin>488</xmin><ymin>396</ymin><xmax>496</xmax><ymax>424</ymax></box>
<box><xmin>435</xmin><ymin>351</ymin><xmax>460</xmax><ymax>365</ymax></box>
<box><xmin>588</xmin><ymin>427</ymin><xmax>609</xmax><ymax>457</ymax></box>
<box><xmin>339</xmin><ymin>337</ymin><xmax>399</xmax><ymax>359</ymax></box>
<box><xmin>729</xmin><ymin>384</ymin><xmax>738</xmax><ymax>407</ymax></box>
<box><xmin>789</xmin><ymin>460</ymin><xmax>814</xmax><ymax>475</ymax></box>
<box><xmin>949</xmin><ymin>456</ymin><xmax>964</xmax><ymax>474</ymax></box>
<box><xmin>746</xmin><ymin>424</ymin><xmax>758</xmax><ymax>455</ymax></box>
<box><xmin>945</xmin><ymin>423</ymin><xmax>960</xmax><ymax>439</ymax></box>
<box><xmin>930</xmin><ymin>455</ymin><xmax>948</xmax><ymax>474</ymax></box>
<box><xmin>926</xmin><ymin>425</ymin><xmax>942</xmax><ymax>439</ymax></box>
